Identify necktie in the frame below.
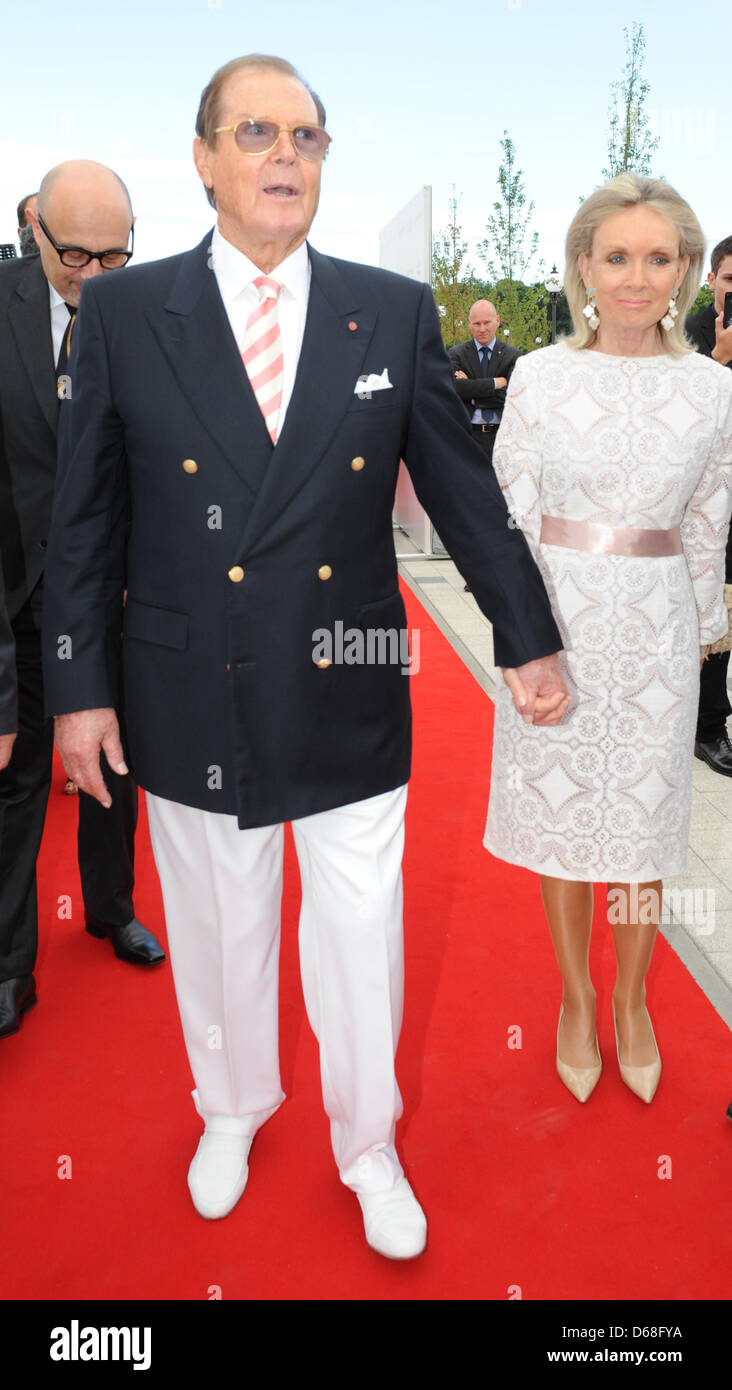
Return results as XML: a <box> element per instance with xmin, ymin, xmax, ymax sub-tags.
<box><xmin>479</xmin><ymin>344</ymin><xmax>492</xmax><ymax>424</ymax></box>
<box><xmin>241</xmin><ymin>276</ymin><xmax>284</xmax><ymax>443</ymax></box>
<box><xmin>56</xmin><ymin>302</ymin><xmax>77</xmax><ymax>388</ymax></box>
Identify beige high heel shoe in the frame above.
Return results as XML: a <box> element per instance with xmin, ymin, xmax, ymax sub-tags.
<box><xmin>612</xmin><ymin>1000</ymin><xmax>661</xmax><ymax>1104</ymax></box>
<box><xmin>556</xmin><ymin>1004</ymin><xmax>602</xmax><ymax>1103</ymax></box>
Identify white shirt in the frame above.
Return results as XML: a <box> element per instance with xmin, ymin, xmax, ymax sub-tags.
<box><xmin>210</xmin><ymin>225</ymin><xmax>311</xmax><ymax>430</ymax></box>
<box><xmin>48</xmin><ymin>282</ymin><xmax>73</xmax><ymax>366</ymax></box>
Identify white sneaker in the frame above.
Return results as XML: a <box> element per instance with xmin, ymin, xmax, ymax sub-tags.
<box><xmin>357</xmin><ymin>1178</ymin><xmax>427</xmax><ymax>1259</ymax></box>
<box><xmin>187</xmin><ymin>1130</ymin><xmax>253</xmax><ymax>1220</ymax></box>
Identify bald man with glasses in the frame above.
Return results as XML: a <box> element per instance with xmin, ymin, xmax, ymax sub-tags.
<box><xmin>0</xmin><ymin>160</ymin><xmax>164</xmax><ymax>1041</ymax></box>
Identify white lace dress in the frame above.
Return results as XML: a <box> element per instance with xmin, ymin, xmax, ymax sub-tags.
<box><xmin>484</xmin><ymin>342</ymin><xmax>732</xmax><ymax>882</ymax></box>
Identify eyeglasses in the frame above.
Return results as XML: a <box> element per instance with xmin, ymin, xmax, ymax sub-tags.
<box><xmin>37</xmin><ymin>214</ymin><xmax>134</xmax><ymax>268</ymax></box>
<box><xmin>213</xmin><ymin>119</ymin><xmax>331</xmax><ymax>162</ymax></box>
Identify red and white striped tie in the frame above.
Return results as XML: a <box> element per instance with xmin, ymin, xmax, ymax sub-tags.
<box><xmin>241</xmin><ymin>275</ymin><xmax>284</xmax><ymax>443</ymax></box>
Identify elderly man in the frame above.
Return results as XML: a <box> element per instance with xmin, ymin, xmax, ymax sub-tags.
<box><xmin>449</xmin><ymin>300</ymin><xmax>520</xmax><ymax>465</ymax></box>
<box><xmin>43</xmin><ymin>55</ymin><xmax>567</xmax><ymax>1258</ymax></box>
<box><xmin>0</xmin><ymin>161</ymin><xmax>165</xmax><ymax>1040</ymax></box>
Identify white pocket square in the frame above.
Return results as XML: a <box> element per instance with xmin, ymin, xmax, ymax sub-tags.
<box><xmin>354</xmin><ymin>369</ymin><xmax>393</xmax><ymax>396</ymax></box>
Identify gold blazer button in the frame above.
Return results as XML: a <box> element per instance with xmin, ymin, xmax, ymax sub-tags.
<box><xmin>351</xmin><ymin>456</ymin><xmax>365</xmax><ymax>471</ymax></box>
<box><xmin>318</xmin><ymin>565</ymin><xmax>333</xmax><ymax>580</ymax></box>
<box><xmin>228</xmin><ymin>565</ymin><xmax>245</xmax><ymax>582</ymax></box>
<box><xmin>316</xmin><ymin>658</ymin><xmax>332</xmax><ymax>669</ymax></box>
<box><xmin>182</xmin><ymin>458</ymin><xmax>198</xmax><ymax>474</ymax></box>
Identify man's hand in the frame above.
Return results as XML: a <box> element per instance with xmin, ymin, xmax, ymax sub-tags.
<box><xmin>53</xmin><ymin>708</ymin><xmax>127</xmax><ymax>807</ymax></box>
<box><xmin>712</xmin><ymin>311</ymin><xmax>732</xmax><ymax>366</ymax></box>
<box><xmin>494</xmin><ymin>376</ymin><xmax>508</xmax><ymax>389</ymax></box>
<box><xmin>454</xmin><ymin>369</ymin><xmax>468</xmax><ymax>379</ymax></box>
<box><xmin>0</xmin><ymin>732</ymin><xmax>16</xmax><ymax>770</ymax></box>
<box><xmin>502</xmin><ymin>653</ymin><xmax>571</xmax><ymax>726</ymax></box>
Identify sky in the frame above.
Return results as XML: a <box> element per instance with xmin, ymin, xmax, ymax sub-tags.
<box><xmin>0</xmin><ymin>0</ymin><xmax>728</xmax><ymax>289</ymax></box>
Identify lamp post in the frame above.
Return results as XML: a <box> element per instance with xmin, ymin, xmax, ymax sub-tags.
<box><xmin>545</xmin><ymin>264</ymin><xmax>562</xmax><ymax>345</ymax></box>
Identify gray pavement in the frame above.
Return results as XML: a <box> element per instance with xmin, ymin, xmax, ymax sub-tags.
<box><xmin>397</xmin><ymin>537</ymin><xmax>732</xmax><ymax>1028</ymax></box>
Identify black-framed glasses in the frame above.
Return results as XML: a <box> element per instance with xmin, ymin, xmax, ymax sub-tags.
<box><xmin>37</xmin><ymin>214</ymin><xmax>134</xmax><ymax>269</ymax></box>
<box><xmin>213</xmin><ymin>119</ymin><xmax>331</xmax><ymax>162</ymax></box>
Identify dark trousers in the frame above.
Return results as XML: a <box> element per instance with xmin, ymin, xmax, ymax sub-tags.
<box><xmin>696</xmin><ymin>528</ymin><xmax>732</xmax><ymax>740</ymax></box>
<box><xmin>471</xmin><ymin>424</ymin><xmax>499</xmax><ymax>463</ymax></box>
<box><xmin>0</xmin><ymin>595</ymin><xmax>137</xmax><ymax>982</ymax></box>
<box><xmin>696</xmin><ymin>649</ymin><xmax>731</xmax><ymax>741</ymax></box>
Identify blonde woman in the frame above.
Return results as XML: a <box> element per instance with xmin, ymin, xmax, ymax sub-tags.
<box><xmin>485</xmin><ymin>174</ymin><xmax>732</xmax><ymax>1103</ymax></box>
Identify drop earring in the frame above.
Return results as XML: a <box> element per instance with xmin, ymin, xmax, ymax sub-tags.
<box><xmin>583</xmin><ymin>287</ymin><xmax>599</xmax><ymax>331</ymax></box>
<box><xmin>661</xmin><ymin>291</ymin><xmax>679</xmax><ymax>332</ymax></box>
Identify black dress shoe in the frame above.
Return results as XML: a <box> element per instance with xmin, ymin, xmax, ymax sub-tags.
<box><xmin>0</xmin><ymin>975</ymin><xmax>37</xmax><ymax>1038</ymax></box>
<box><xmin>694</xmin><ymin>733</ymin><xmax>732</xmax><ymax>776</ymax></box>
<box><xmin>85</xmin><ymin>917</ymin><xmax>166</xmax><ymax>965</ymax></box>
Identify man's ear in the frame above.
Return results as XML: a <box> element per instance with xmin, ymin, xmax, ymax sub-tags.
<box><xmin>193</xmin><ymin>137</ymin><xmax>214</xmax><ymax>194</ymax></box>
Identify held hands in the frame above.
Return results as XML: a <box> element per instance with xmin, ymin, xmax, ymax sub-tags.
<box><xmin>53</xmin><ymin>708</ymin><xmax>127</xmax><ymax>807</ymax></box>
<box><xmin>712</xmin><ymin>312</ymin><xmax>732</xmax><ymax>366</ymax></box>
<box><xmin>502</xmin><ymin>653</ymin><xmax>571</xmax><ymax>726</ymax></box>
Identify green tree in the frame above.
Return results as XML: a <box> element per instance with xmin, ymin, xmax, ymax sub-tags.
<box><xmin>603</xmin><ymin>22</ymin><xmax>660</xmax><ymax>179</ymax></box>
<box><xmin>480</xmin><ymin>132</ymin><xmax>540</xmax><ymax>286</ymax></box>
<box><xmin>687</xmin><ymin>283</ymin><xmax>714</xmax><ymax>318</ymax></box>
<box><xmin>431</xmin><ymin>187</ymin><xmax>480</xmax><ymax>347</ymax></box>
<box><xmin>490</xmin><ymin>279</ymin><xmax>551</xmax><ymax>354</ymax></box>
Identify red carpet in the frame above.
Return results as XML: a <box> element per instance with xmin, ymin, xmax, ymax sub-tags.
<box><xmin>2</xmin><ymin>581</ymin><xmax>731</xmax><ymax>1302</ymax></box>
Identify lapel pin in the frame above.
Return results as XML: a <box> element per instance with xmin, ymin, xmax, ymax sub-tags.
<box><xmin>348</xmin><ymin>320</ymin><xmax>358</xmax><ymax>332</ymax></box>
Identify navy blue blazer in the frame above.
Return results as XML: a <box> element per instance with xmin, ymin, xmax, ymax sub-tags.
<box><xmin>0</xmin><ymin>562</ymin><xmax>16</xmax><ymax>736</ymax></box>
<box><xmin>42</xmin><ymin>233</ymin><xmax>561</xmax><ymax>828</ymax></box>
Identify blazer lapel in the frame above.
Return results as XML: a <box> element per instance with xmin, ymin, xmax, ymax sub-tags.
<box><xmin>146</xmin><ymin>235</ymin><xmax>272</xmax><ymax>498</ymax></box>
<box><xmin>7</xmin><ymin>257</ymin><xmax>58</xmax><ymax>441</ymax></box>
<box><xmin>235</xmin><ymin>246</ymin><xmax>377</xmax><ymax>551</ymax></box>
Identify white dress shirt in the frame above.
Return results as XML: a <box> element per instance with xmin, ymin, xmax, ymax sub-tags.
<box><xmin>210</xmin><ymin>225</ymin><xmax>311</xmax><ymax>431</ymax></box>
<box><xmin>49</xmin><ymin>282</ymin><xmax>73</xmax><ymax>366</ymax></box>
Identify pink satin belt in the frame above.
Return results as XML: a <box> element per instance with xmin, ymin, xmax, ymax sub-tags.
<box><xmin>540</xmin><ymin>515</ymin><xmax>682</xmax><ymax>558</ymax></box>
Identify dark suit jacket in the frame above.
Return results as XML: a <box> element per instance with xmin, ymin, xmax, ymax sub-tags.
<box><xmin>448</xmin><ymin>337</ymin><xmax>520</xmax><ymax>420</ymax></box>
<box><xmin>0</xmin><ymin>255</ymin><xmax>59</xmax><ymax>623</ymax></box>
<box><xmin>686</xmin><ymin>302</ymin><xmax>723</xmax><ymax>360</ymax></box>
<box><xmin>42</xmin><ymin>233</ymin><xmax>561</xmax><ymax>829</ymax></box>
<box><xmin>0</xmin><ymin>564</ymin><xmax>16</xmax><ymax>735</ymax></box>
<box><xmin>686</xmin><ymin>302</ymin><xmax>732</xmax><ymax>580</ymax></box>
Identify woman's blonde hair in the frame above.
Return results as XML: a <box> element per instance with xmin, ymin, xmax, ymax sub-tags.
<box><xmin>563</xmin><ymin>173</ymin><xmax>705</xmax><ymax>354</ymax></box>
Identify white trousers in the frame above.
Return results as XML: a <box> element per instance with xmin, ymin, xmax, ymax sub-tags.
<box><xmin>145</xmin><ymin>784</ymin><xmax>407</xmax><ymax>1194</ymax></box>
